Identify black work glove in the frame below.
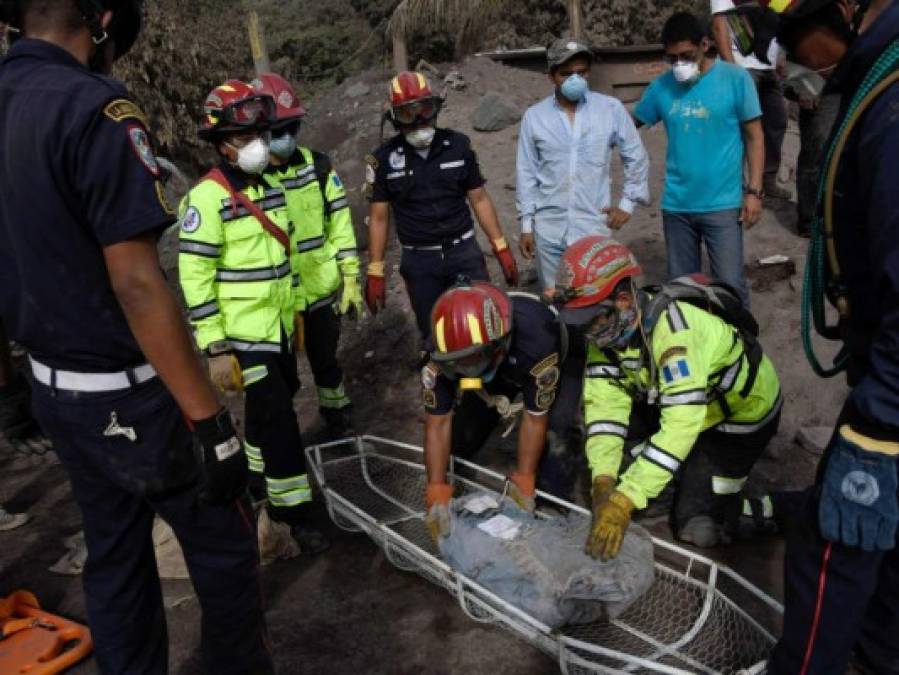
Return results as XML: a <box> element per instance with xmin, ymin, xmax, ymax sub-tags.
<box><xmin>193</xmin><ymin>408</ymin><xmax>248</xmax><ymax>505</ymax></box>
<box><xmin>0</xmin><ymin>373</ymin><xmax>52</xmax><ymax>455</ymax></box>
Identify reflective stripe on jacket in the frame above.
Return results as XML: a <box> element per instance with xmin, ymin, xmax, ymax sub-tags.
<box><xmin>583</xmin><ymin>301</ymin><xmax>781</xmax><ymax>509</ymax></box>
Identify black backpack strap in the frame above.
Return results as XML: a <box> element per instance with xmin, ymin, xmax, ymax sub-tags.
<box><xmin>311</xmin><ymin>150</ymin><xmax>332</xmax><ymax>199</ymax></box>
<box><xmin>738</xmin><ymin>333</ymin><xmax>764</xmax><ymax>398</ymax></box>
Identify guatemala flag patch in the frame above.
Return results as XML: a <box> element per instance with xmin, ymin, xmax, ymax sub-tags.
<box><xmin>662</xmin><ymin>359</ymin><xmax>691</xmax><ymax>384</ymax></box>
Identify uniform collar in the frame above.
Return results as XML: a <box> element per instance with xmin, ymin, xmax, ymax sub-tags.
<box><xmin>217</xmin><ymin>160</ymin><xmax>260</xmax><ymax>193</ymax></box>
<box><xmin>3</xmin><ymin>37</ymin><xmax>86</xmax><ymax>70</ymax></box>
<box><xmin>394</xmin><ymin>128</ymin><xmax>454</xmax><ymax>160</ymax></box>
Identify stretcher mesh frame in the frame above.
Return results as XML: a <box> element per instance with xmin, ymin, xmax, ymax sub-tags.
<box><xmin>306</xmin><ymin>436</ymin><xmax>781</xmax><ymax>674</ymax></box>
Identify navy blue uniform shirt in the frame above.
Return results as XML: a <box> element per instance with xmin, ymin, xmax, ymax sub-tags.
<box><xmin>422</xmin><ymin>294</ymin><xmax>562</xmax><ymax>415</ymax></box>
<box><xmin>0</xmin><ymin>39</ymin><xmax>174</xmax><ymax>371</ymax></box>
<box><xmin>367</xmin><ymin>128</ymin><xmax>485</xmax><ymax>246</ymax></box>
<box><xmin>824</xmin><ymin>3</ymin><xmax>899</xmax><ymax>433</ymax></box>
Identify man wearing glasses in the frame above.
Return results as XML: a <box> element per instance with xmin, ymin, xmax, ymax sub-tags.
<box><xmin>364</xmin><ymin>71</ymin><xmax>519</xmax><ymax>357</ymax></box>
<box><xmin>634</xmin><ymin>12</ymin><xmax>765</xmax><ymax>309</ymax></box>
<box><xmin>178</xmin><ymin>80</ymin><xmax>328</xmax><ymax>553</ymax></box>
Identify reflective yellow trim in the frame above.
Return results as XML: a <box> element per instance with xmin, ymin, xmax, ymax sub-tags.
<box><xmin>391</xmin><ymin>77</ymin><xmax>403</xmax><ymax>95</ymax></box>
<box><xmin>467</xmin><ymin>313</ymin><xmax>483</xmax><ymax>345</ymax></box>
<box><xmin>459</xmin><ymin>378</ymin><xmax>482</xmax><ymax>391</ymax></box>
<box><xmin>435</xmin><ymin>317</ymin><xmax>447</xmax><ymax>352</ymax></box>
<box><xmin>768</xmin><ymin>0</ymin><xmax>792</xmax><ymax>13</ymax></box>
<box><xmin>712</xmin><ymin>475</ymin><xmax>748</xmax><ymax>495</ymax></box>
<box><xmin>242</xmin><ymin>365</ymin><xmax>268</xmax><ymax>387</ymax></box>
<box><xmin>416</xmin><ymin>72</ymin><xmax>426</xmax><ymax>90</ymax></box>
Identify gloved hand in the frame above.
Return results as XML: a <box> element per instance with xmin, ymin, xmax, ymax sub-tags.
<box><xmin>208</xmin><ymin>352</ymin><xmax>243</xmax><ymax>392</ymax></box>
<box><xmin>819</xmin><ymin>424</ymin><xmax>899</xmax><ymax>552</ymax></box>
<box><xmin>587</xmin><ymin>487</ymin><xmax>634</xmax><ymax>561</ymax></box>
<box><xmin>339</xmin><ymin>274</ymin><xmax>364</xmax><ymax>318</ymax></box>
<box><xmin>491</xmin><ymin>236</ymin><xmax>519</xmax><ymax>287</ymax></box>
<box><xmin>193</xmin><ymin>408</ymin><xmax>248</xmax><ymax>505</ymax></box>
<box><xmin>0</xmin><ymin>374</ymin><xmax>52</xmax><ymax>455</ymax></box>
<box><xmin>507</xmin><ymin>471</ymin><xmax>536</xmax><ymax>514</ymax></box>
<box><xmin>365</xmin><ymin>261</ymin><xmax>386</xmax><ymax>315</ymax></box>
<box><xmin>293</xmin><ymin>312</ymin><xmax>306</xmax><ymax>352</ymax></box>
<box><xmin>424</xmin><ymin>482</ymin><xmax>454</xmax><ymax>543</ymax></box>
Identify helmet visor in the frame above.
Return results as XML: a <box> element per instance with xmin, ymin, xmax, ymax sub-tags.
<box><xmin>431</xmin><ymin>340</ymin><xmax>504</xmax><ymax>380</ymax></box>
<box><xmin>223</xmin><ymin>95</ymin><xmax>276</xmax><ymax>130</ymax></box>
<box><xmin>392</xmin><ymin>97</ymin><xmax>442</xmax><ymax>126</ymax></box>
<box><xmin>583</xmin><ymin>302</ymin><xmax>622</xmax><ymax>348</ymax></box>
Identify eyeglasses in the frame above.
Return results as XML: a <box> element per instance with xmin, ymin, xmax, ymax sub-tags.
<box><xmin>221</xmin><ymin>95</ymin><xmax>277</xmax><ymax>129</ymax></box>
<box><xmin>392</xmin><ymin>97</ymin><xmax>443</xmax><ymax>126</ymax></box>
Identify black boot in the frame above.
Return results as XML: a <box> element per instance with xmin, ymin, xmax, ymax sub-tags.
<box><xmin>320</xmin><ymin>406</ymin><xmax>354</xmax><ymax>441</ymax></box>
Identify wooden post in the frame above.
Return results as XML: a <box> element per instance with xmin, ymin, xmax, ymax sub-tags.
<box><xmin>392</xmin><ymin>28</ymin><xmax>409</xmax><ymax>72</ymax></box>
<box><xmin>568</xmin><ymin>0</ymin><xmax>583</xmax><ymax>40</ymax></box>
<box><xmin>247</xmin><ymin>10</ymin><xmax>271</xmax><ymax>76</ymax></box>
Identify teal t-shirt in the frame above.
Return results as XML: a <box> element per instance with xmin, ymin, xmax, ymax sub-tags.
<box><xmin>634</xmin><ymin>60</ymin><xmax>761</xmax><ymax>213</ymax></box>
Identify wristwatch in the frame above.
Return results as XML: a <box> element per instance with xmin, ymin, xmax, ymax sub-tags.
<box><xmin>206</xmin><ymin>340</ymin><xmax>232</xmax><ymax>356</ymax></box>
<box><xmin>743</xmin><ymin>185</ymin><xmax>764</xmax><ymax>199</ymax></box>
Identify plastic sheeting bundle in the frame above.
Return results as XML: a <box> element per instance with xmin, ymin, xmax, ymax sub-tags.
<box><xmin>438</xmin><ymin>492</ymin><xmax>655</xmax><ymax>629</ymax></box>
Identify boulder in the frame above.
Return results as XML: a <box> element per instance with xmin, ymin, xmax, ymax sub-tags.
<box><xmin>472</xmin><ymin>93</ymin><xmax>521</xmax><ymax>132</ymax></box>
<box><xmin>345</xmin><ymin>82</ymin><xmax>371</xmax><ymax>99</ymax></box>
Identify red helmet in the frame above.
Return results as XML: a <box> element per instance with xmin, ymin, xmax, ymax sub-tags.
<box><xmin>388</xmin><ymin>71</ymin><xmax>442</xmax><ymax>127</ymax></box>
<box><xmin>430</xmin><ymin>281</ymin><xmax>513</xmax><ymax>383</ymax></box>
<box><xmin>251</xmin><ymin>73</ymin><xmax>306</xmax><ymax>128</ymax></box>
<box><xmin>556</xmin><ymin>236</ymin><xmax>641</xmax><ymax>326</ymax></box>
<box><xmin>198</xmin><ymin>79</ymin><xmax>276</xmax><ymax>141</ymax></box>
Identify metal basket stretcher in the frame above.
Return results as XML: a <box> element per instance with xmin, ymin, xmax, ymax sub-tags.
<box><xmin>306</xmin><ymin>436</ymin><xmax>782</xmax><ymax>674</ymax></box>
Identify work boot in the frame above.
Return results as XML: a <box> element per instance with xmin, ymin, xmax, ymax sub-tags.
<box><xmin>0</xmin><ymin>507</ymin><xmax>29</xmax><ymax>531</ymax></box>
<box><xmin>319</xmin><ymin>406</ymin><xmax>354</xmax><ymax>441</ymax></box>
<box><xmin>677</xmin><ymin>515</ymin><xmax>729</xmax><ymax>548</ymax></box>
<box><xmin>290</xmin><ymin>523</ymin><xmax>330</xmax><ymax>555</ymax></box>
<box><xmin>763</xmin><ymin>180</ymin><xmax>793</xmax><ymax>201</ymax></box>
<box><xmin>506</xmin><ymin>473</ymin><xmax>536</xmax><ymax>514</ymax></box>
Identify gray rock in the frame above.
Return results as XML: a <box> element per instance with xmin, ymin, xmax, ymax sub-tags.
<box><xmin>796</xmin><ymin>426</ymin><xmax>833</xmax><ymax>455</ymax></box>
<box><xmin>345</xmin><ymin>82</ymin><xmax>371</xmax><ymax>99</ymax></box>
<box><xmin>471</xmin><ymin>93</ymin><xmax>521</xmax><ymax>132</ymax></box>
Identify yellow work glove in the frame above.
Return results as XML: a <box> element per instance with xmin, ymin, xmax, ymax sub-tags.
<box><xmin>208</xmin><ymin>353</ymin><xmax>243</xmax><ymax>393</ymax></box>
<box><xmin>293</xmin><ymin>312</ymin><xmax>305</xmax><ymax>353</ymax></box>
<box><xmin>338</xmin><ymin>274</ymin><xmax>364</xmax><ymax>318</ymax></box>
<box><xmin>587</xmin><ymin>485</ymin><xmax>634</xmax><ymax>562</ymax></box>
<box><xmin>506</xmin><ymin>472</ymin><xmax>536</xmax><ymax>514</ymax></box>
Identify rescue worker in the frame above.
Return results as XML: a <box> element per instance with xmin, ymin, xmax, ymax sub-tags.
<box><xmin>253</xmin><ymin>73</ymin><xmax>358</xmax><ymax>438</ymax></box>
<box><xmin>422</xmin><ymin>280</ymin><xmax>563</xmax><ymax>541</ymax></box>
<box><xmin>556</xmin><ymin>236</ymin><xmax>782</xmax><ymax>559</ymax></box>
<box><xmin>0</xmin><ymin>2</ymin><xmax>272</xmax><ymax>672</ymax></box>
<box><xmin>365</xmin><ymin>71</ymin><xmax>519</xmax><ymax>353</ymax></box>
<box><xmin>178</xmin><ymin>80</ymin><xmax>328</xmax><ymax>553</ymax></box>
<box><xmin>765</xmin><ymin>1</ymin><xmax>899</xmax><ymax>672</ymax></box>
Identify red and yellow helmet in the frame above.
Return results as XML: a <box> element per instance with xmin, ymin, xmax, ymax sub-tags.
<box><xmin>430</xmin><ymin>281</ymin><xmax>513</xmax><ymax>386</ymax></box>
<box><xmin>388</xmin><ymin>71</ymin><xmax>443</xmax><ymax>127</ymax></box>
<box><xmin>198</xmin><ymin>80</ymin><xmax>276</xmax><ymax>141</ymax></box>
<box><xmin>556</xmin><ymin>236</ymin><xmax>641</xmax><ymax>326</ymax></box>
<box><xmin>251</xmin><ymin>73</ymin><xmax>306</xmax><ymax>129</ymax></box>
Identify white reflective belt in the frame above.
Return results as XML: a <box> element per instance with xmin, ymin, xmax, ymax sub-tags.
<box><xmin>659</xmin><ymin>389</ymin><xmax>708</xmax><ymax>406</ymax></box>
<box><xmin>586</xmin><ymin>421</ymin><xmax>628</xmax><ymax>438</ymax></box>
<box><xmin>712</xmin><ymin>475</ymin><xmax>748</xmax><ymax>495</ymax></box>
<box><xmin>228</xmin><ymin>340</ymin><xmax>282</xmax><ymax>354</ymax></box>
<box><xmin>718</xmin><ymin>393</ymin><xmax>783</xmax><ymax>434</ymax></box>
<box><xmin>402</xmin><ymin>229</ymin><xmax>475</xmax><ymax>251</ymax></box>
<box><xmin>586</xmin><ymin>364</ymin><xmax>621</xmax><ymax>378</ymax></box>
<box><xmin>29</xmin><ymin>356</ymin><xmax>156</xmax><ymax>393</ymax></box>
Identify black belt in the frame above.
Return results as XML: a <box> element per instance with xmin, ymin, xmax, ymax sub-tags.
<box><xmin>401</xmin><ymin>229</ymin><xmax>475</xmax><ymax>252</ymax></box>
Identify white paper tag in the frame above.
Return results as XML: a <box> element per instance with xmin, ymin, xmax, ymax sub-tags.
<box><xmin>462</xmin><ymin>494</ymin><xmax>500</xmax><ymax>515</ymax></box>
<box><xmin>215</xmin><ymin>437</ymin><xmax>242</xmax><ymax>462</ymax></box>
<box><xmin>477</xmin><ymin>514</ymin><xmax>521</xmax><ymax>541</ymax></box>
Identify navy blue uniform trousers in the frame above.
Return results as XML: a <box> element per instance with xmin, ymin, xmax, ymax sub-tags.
<box><xmin>399</xmin><ymin>237</ymin><xmax>489</xmax><ymax>345</ymax></box>
<box><xmin>31</xmin><ymin>377</ymin><xmax>272</xmax><ymax>675</ymax></box>
<box><xmin>770</xmin><ymin>413</ymin><xmax>899</xmax><ymax>675</ymax></box>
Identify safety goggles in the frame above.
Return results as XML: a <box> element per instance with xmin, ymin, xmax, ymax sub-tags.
<box><xmin>391</xmin><ymin>97</ymin><xmax>443</xmax><ymax>126</ymax></box>
<box><xmin>221</xmin><ymin>95</ymin><xmax>277</xmax><ymax>130</ymax></box>
<box><xmin>583</xmin><ymin>301</ymin><xmax>622</xmax><ymax>347</ymax></box>
<box><xmin>431</xmin><ymin>339</ymin><xmax>507</xmax><ymax>380</ymax></box>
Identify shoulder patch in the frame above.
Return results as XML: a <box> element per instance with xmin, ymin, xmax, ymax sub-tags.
<box><xmin>659</xmin><ymin>346</ymin><xmax>687</xmax><ymax>366</ymax></box>
<box><xmin>661</xmin><ymin>358</ymin><xmax>691</xmax><ymax>384</ymax></box>
<box><xmin>530</xmin><ymin>352</ymin><xmax>560</xmax><ymax>378</ymax></box>
<box><xmin>364</xmin><ymin>154</ymin><xmax>378</xmax><ymax>185</ymax></box>
<box><xmin>103</xmin><ymin>99</ymin><xmax>150</xmax><ymax>128</ymax></box>
<box><xmin>331</xmin><ymin>174</ymin><xmax>343</xmax><ymax>189</ymax></box>
<box><xmin>536</xmin><ymin>389</ymin><xmax>557</xmax><ymax>411</ymax></box>
<box><xmin>127</xmin><ymin>125</ymin><xmax>160</xmax><ymax>176</ymax></box>
<box><xmin>180</xmin><ymin>206</ymin><xmax>201</xmax><ymax>233</ymax></box>
<box><xmin>421</xmin><ymin>363</ymin><xmax>439</xmax><ymax>389</ymax></box>
<box><xmin>423</xmin><ymin>388</ymin><xmax>437</xmax><ymax>409</ymax></box>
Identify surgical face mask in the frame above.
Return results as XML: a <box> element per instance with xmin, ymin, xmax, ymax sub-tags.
<box><xmin>404</xmin><ymin>126</ymin><xmax>436</xmax><ymax>149</ymax></box>
<box><xmin>559</xmin><ymin>73</ymin><xmax>588</xmax><ymax>102</ymax></box>
<box><xmin>270</xmin><ymin>132</ymin><xmax>297</xmax><ymax>161</ymax></box>
<box><xmin>672</xmin><ymin>60</ymin><xmax>701</xmax><ymax>85</ymax></box>
<box><xmin>228</xmin><ymin>137</ymin><xmax>270</xmax><ymax>175</ymax></box>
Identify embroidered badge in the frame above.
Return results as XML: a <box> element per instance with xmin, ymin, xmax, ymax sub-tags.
<box><xmin>421</xmin><ymin>363</ymin><xmax>438</xmax><ymax>389</ymax></box>
<box><xmin>155</xmin><ymin>181</ymin><xmax>175</xmax><ymax>216</ymax></box>
<box><xmin>662</xmin><ymin>358</ymin><xmax>691</xmax><ymax>384</ymax></box>
<box><xmin>127</xmin><ymin>125</ymin><xmax>159</xmax><ymax>176</ymax></box>
<box><xmin>530</xmin><ymin>353</ymin><xmax>560</xmax><ymax>378</ymax></box>
<box><xmin>423</xmin><ymin>388</ymin><xmax>437</xmax><ymax>409</ymax></box>
<box><xmin>180</xmin><ymin>206</ymin><xmax>201</xmax><ymax>233</ymax></box>
<box><xmin>103</xmin><ymin>99</ymin><xmax>149</xmax><ymax>127</ymax></box>
<box><xmin>332</xmin><ymin>174</ymin><xmax>343</xmax><ymax>189</ymax></box>
<box><xmin>659</xmin><ymin>346</ymin><xmax>688</xmax><ymax>366</ymax></box>
<box><xmin>536</xmin><ymin>389</ymin><xmax>556</xmax><ymax>411</ymax></box>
